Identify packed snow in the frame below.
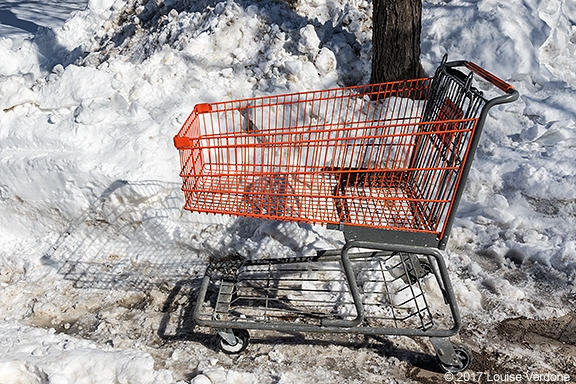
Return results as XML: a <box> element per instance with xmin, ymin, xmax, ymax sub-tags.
<box><xmin>0</xmin><ymin>0</ymin><xmax>575</xmax><ymax>382</ymax></box>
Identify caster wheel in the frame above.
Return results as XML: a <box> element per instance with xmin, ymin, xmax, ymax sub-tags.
<box><xmin>216</xmin><ymin>329</ymin><xmax>250</xmax><ymax>354</ymax></box>
<box><xmin>438</xmin><ymin>342</ymin><xmax>473</xmax><ymax>373</ymax></box>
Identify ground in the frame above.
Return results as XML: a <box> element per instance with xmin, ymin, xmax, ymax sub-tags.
<box><xmin>20</xmin><ymin>266</ymin><xmax>576</xmax><ymax>383</ymax></box>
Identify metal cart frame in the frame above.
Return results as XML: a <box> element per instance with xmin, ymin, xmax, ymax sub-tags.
<box><xmin>174</xmin><ymin>57</ymin><xmax>519</xmax><ymax>372</ymax></box>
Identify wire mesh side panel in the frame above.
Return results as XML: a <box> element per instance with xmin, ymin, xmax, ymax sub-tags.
<box><xmin>196</xmin><ymin>253</ymin><xmax>453</xmax><ymax>332</ymax></box>
<box><xmin>176</xmin><ymin>80</ymin><xmax>431</xmax><ymax>227</ymax></box>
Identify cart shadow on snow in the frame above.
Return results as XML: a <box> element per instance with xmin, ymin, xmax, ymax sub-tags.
<box><xmin>40</xmin><ymin>178</ymin><xmax>446</xmax><ymax>372</ymax></box>
<box><xmin>41</xmin><ymin>179</ymin><xmax>209</xmax><ymax>292</ymax></box>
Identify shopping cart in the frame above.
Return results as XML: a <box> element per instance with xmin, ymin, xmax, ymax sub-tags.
<box><xmin>173</xmin><ymin>57</ymin><xmax>518</xmax><ymax>372</ymax></box>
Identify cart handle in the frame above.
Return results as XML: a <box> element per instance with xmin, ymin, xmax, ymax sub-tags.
<box><xmin>464</xmin><ymin>61</ymin><xmax>515</xmax><ymax>94</ymax></box>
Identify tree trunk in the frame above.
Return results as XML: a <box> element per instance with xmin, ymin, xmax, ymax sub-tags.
<box><xmin>371</xmin><ymin>0</ymin><xmax>422</xmax><ymax>83</ymax></box>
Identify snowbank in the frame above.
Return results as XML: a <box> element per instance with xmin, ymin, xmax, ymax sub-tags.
<box><xmin>0</xmin><ymin>322</ymin><xmax>174</xmax><ymax>384</ymax></box>
<box><xmin>0</xmin><ymin>0</ymin><xmax>575</xmax><ymax>382</ymax></box>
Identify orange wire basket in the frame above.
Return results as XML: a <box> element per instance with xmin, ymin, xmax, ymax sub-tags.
<box><xmin>174</xmin><ymin>76</ymin><xmax>482</xmax><ymax>242</ymax></box>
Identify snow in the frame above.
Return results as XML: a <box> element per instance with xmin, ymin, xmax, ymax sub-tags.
<box><xmin>0</xmin><ymin>0</ymin><xmax>575</xmax><ymax>382</ymax></box>
<box><xmin>0</xmin><ymin>321</ymin><xmax>173</xmax><ymax>384</ymax></box>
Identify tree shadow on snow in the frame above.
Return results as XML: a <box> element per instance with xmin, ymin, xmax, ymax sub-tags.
<box><xmin>0</xmin><ymin>8</ymin><xmax>40</xmax><ymax>34</ymax></box>
<box><xmin>0</xmin><ymin>2</ymin><xmax>86</xmax><ymax>71</ymax></box>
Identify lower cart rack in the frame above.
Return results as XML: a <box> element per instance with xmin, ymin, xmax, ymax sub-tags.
<box><xmin>198</xmin><ymin>249</ymin><xmax>448</xmax><ymax>333</ymax></box>
<box><xmin>174</xmin><ymin>57</ymin><xmax>519</xmax><ymax>373</ymax></box>
<box><xmin>194</xmin><ymin>242</ymin><xmax>469</xmax><ymax>371</ymax></box>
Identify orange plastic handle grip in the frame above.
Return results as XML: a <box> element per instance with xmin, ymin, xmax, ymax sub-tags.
<box><xmin>465</xmin><ymin>62</ymin><xmax>515</xmax><ymax>93</ymax></box>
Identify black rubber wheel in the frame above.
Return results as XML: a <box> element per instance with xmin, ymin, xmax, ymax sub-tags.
<box><xmin>216</xmin><ymin>329</ymin><xmax>250</xmax><ymax>354</ymax></box>
<box><xmin>420</xmin><ymin>259</ymin><xmax>433</xmax><ymax>275</ymax></box>
<box><xmin>438</xmin><ymin>342</ymin><xmax>473</xmax><ymax>373</ymax></box>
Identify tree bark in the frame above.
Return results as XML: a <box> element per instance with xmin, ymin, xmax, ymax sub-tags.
<box><xmin>371</xmin><ymin>0</ymin><xmax>422</xmax><ymax>83</ymax></box>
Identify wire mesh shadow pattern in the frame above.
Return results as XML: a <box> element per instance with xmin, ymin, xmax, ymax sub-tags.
<box><xmin>42</xmin><ymin>180</ymin><xmax>208</xmax><ymax>291</ymax></box>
